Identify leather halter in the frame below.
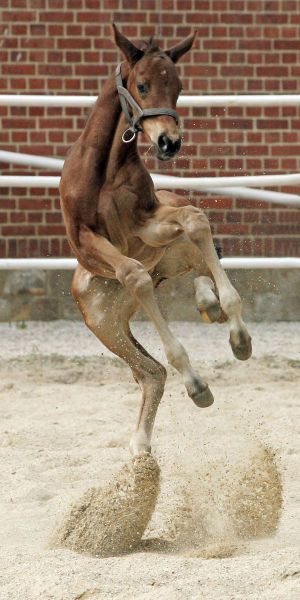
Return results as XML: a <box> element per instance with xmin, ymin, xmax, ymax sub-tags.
<box><xmin>115</xmin><ymin>63</ymin><xmax>180</xmax><ymax>143</ymax></box>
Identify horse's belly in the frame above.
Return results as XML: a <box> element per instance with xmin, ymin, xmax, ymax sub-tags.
<box><xmin>78</xmin><ymin>243</ymin><xmax>165</xmax><ymax>280</ymax></box>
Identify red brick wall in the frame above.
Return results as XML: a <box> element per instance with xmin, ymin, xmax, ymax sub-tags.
<box><xmin>1</xmin><ymin>0</ymin><xmax>300</xmax><ymax>259</ymax></box>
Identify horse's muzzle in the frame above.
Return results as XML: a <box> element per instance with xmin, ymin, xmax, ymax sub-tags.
<box><xmin>157</xmin><ymin>134</ymin><xmax>181</xmax><ymax>161</ymax></box>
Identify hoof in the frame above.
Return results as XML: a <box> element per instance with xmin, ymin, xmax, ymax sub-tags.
<box><xmin>52</xmin><ymin>453</ymin><xmax>160</xmax><ymax>558</ymax></box>
<box><xmin>186</xmin><ymin>378</ymin><xmax>214</xmax><ymax>408</ymax></box>
<box><xmin>230</xmin><ymin>330</ymin><xmax>252</xmax><ymax>361</ymax></box>
<box><xmin>199</xmin><ymin>302</ymin><xmax>222</xmax><ymax>324</ymax></box>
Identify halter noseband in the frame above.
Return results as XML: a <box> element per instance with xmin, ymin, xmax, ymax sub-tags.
<box><xmin>115</xmin><ymin>63</ymin><xmax>180</xmax><ymax>143</ymax></box>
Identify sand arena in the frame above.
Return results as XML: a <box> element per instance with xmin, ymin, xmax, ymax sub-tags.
<box><xmin>0</xmin><ymin>320</ymin><xmax>299</xmax><ymax>599</ymax></box>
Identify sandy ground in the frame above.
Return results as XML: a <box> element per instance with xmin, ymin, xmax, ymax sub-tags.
<box><xmin>0</xmin><ymin>320</ymin><xmax>299</xmax><ymax>600</ymax></box>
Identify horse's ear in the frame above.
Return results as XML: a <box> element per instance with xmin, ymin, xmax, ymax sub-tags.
<box><xmin>112</xmin><ymin>23</ymin><xmax>143</xmax><ymax>67</ymax></box>
<box><xmin>165</xmin><ymin>31</ymin><xmax>197</xmax><ymax>63</ymax></box>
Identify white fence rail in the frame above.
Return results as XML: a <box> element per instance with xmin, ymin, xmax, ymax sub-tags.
<box><xmin>0</xmin><ymin>150</ymin><xmax>63</xmax><ymax>171</ymax></box>
<box><xmin>2</xmin><ymin>94</ymin><xmax>300</xmax><ymax>108</ymax></box>
<box><xmin>1</xmin><ymin>172</ymin><xmax>300</xmax><ymax>207</ymax></box>
<box><xmin>0</xmin><ymin>257</ymin><xmax>299</xmax><ymax>271</ymax></box>
<box><xmin>1</xmin><ymin>172</ymin><xmax>300</xmax><ymax>189</ymax></box>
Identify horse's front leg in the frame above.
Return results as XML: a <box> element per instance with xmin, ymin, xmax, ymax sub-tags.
<box><xmin>137</xmin><ymin>204</ymin><xmax>251</xmax><ymax>361</ymax></box>
<box><xmin>175</xmin><ymin>206</ymin><xmax>252</xmax><ymax>360</ymax></box>
<box><xmin>152</xmin><ymin>238</ymin><xmax>224</xmax><ymax>324</ymax></box>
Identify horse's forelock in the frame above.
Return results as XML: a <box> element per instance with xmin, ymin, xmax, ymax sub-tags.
<box><xmin>140</xmin><ymin>37</ymin><xmax>160</xmax><ymax>54</ymax></box>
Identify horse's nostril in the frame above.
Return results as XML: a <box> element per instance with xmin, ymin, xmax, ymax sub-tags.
<box><xmin>174</xmin><ymin>138</ymin><xmax>181</xmax><ymax>152</ymax></box>
<box><xmin>158</xmin><ymin>134</ymin><xmax>181</xmax><ymax>155</ymax></box>
<box><xmin>158</xmin><ymin>134</ymin><xmax>169</xmax><ymax>152</ymax></box>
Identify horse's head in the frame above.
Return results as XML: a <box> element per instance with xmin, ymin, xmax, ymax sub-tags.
<box><xmin>112</xmin><ymin>24</ymin><xmax>197</xmax><ymax>161</ymax></box>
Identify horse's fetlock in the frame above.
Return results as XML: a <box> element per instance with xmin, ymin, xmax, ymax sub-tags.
<box><xmin>221</xmin><ymin>288</ymin><xmax>242</xmax><ymax>316</ymax></box>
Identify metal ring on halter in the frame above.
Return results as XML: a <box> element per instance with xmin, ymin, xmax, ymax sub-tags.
<box><xmin>122</xmin><ymin>128</ymin><xmax>136</xmax><ymax>143</ymax></box>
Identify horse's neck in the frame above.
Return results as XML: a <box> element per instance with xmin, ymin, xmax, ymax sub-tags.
<box><xmin>105</xmin><ymin>116</ymin><xmax>156</xmax><ymax>211</ymax></box>
<box><xmin>83</xmin><ymin>64</ymin><xmax>155</xmax><ymax>210</ymax></box>
<box><xmin>105</xmin><ymin>113</ymin><xmax>142</xmax><ymax>179</ymax></box>
<box><xmin>81</xmin><ymin>64</ymin><xmax>129</xmax><ymax>163</ymax></box>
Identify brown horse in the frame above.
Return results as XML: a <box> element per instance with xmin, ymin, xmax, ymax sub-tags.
<box><xmin>60</xmin><ymin>25</ymin><xmax>252</xmax><ymax>456</ymax></box>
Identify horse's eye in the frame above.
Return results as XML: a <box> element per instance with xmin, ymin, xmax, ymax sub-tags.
<box><xmin>137</xmin><ymin>82</ymin><xmax>148</xmax><ymax>97</ymax></box>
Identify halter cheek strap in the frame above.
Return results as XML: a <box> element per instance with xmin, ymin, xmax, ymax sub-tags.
<box><xmin>115</xmin><ymin>63</ymin><xmax>180</xmax><ymax>143</ymax></box>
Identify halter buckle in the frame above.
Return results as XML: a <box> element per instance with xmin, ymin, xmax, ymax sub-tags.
<box><xmin>122</xmin><ymin>128</ymin><xmax>136</xmax><ymax>143</ymax></box>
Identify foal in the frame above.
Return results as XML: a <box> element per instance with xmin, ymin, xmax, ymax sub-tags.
<box><xmin>60</xmin><ymin>25</ymin><xmax>252</xmax><ymax>456</ymax></box>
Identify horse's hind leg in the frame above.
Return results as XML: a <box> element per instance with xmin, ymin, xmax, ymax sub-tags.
<box><xmin>72</xmin><ymin>265</ymin><xmax>166</xmax><ymax>456</ymax></box>
<box><xmin>139</xmin><ymin>200</ymin><xmax>251</xmax><ymax>360</ymax></box>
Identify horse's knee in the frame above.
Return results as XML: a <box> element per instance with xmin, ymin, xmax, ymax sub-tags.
<box><xmin>116</xmin><ymin>260</ymin><xmax>153</xmax><ymax>296</ymax></box>
<box><xmin>181</xmin><ymin>206</ymin><xmax>211</xmax><ymax>243</ymax></box>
